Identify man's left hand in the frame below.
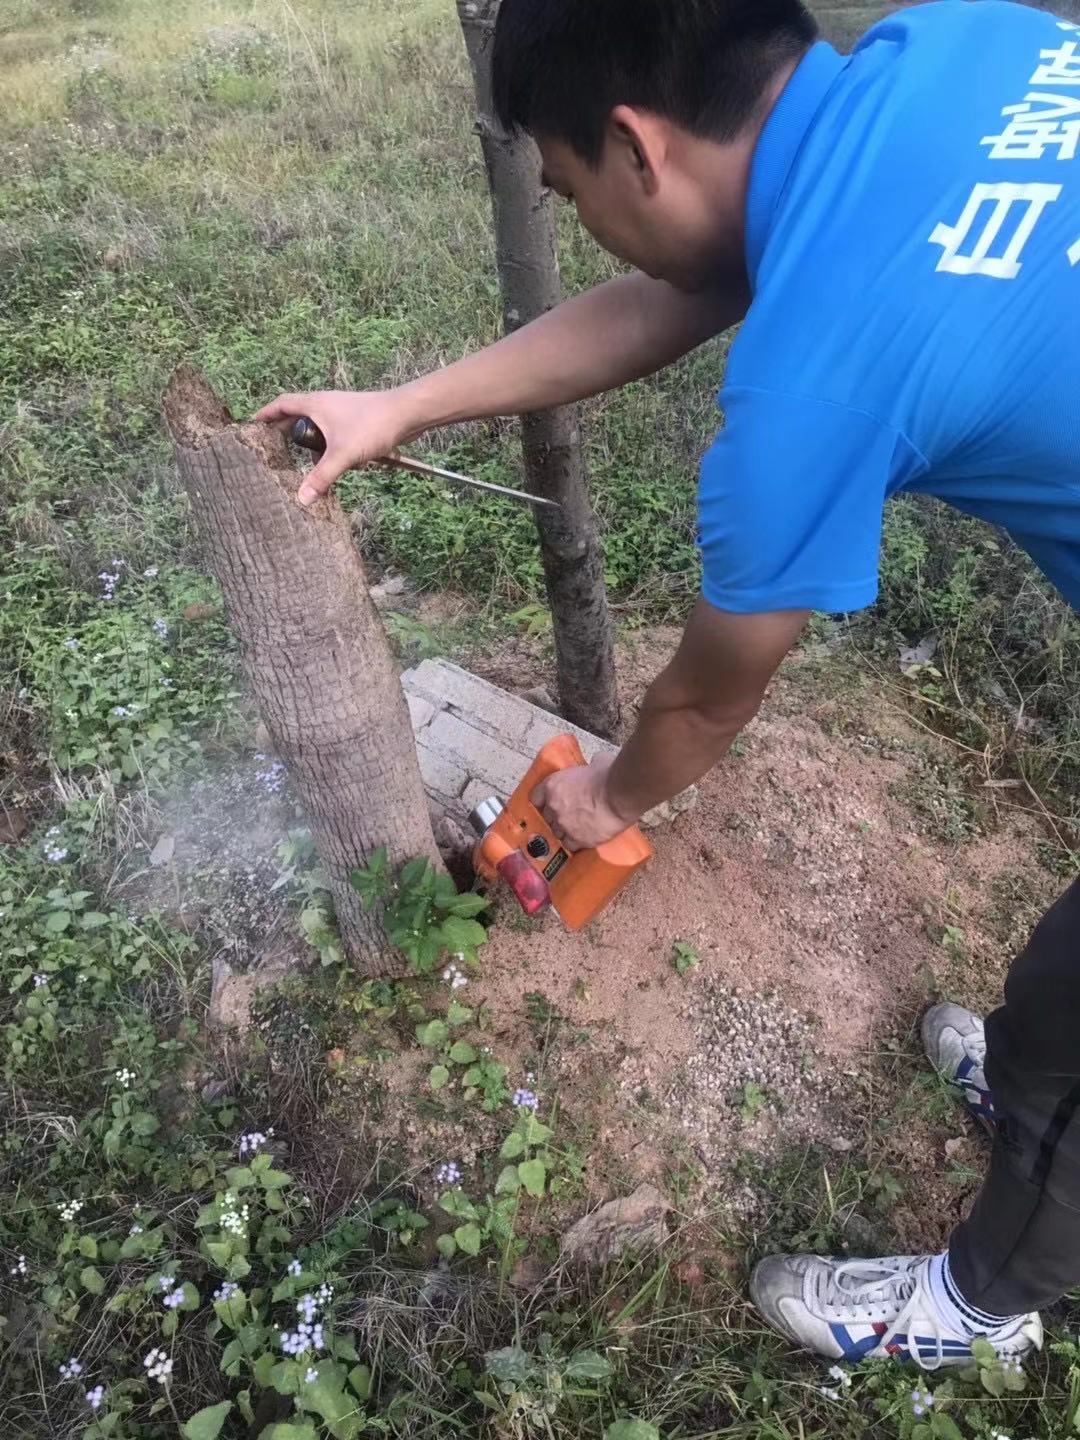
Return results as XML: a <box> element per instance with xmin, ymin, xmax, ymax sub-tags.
<box><xmin>532</xmin><ymin>756</ymin><xmax>636</xmax><ymax>850</ymax></box>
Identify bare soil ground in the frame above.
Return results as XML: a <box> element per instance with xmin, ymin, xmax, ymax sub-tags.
<box><xmin>133</xmin><ymin>618</ymin><xmax>1062</xmax><ymax>1256</ymax></box>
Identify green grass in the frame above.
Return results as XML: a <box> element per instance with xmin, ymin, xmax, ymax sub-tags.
<box><xmin>4</xmin><ymin>1</ymin><xmax>1080</xmax><ymax>1436</ymax></box>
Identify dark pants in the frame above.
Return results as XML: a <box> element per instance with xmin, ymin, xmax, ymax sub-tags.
<box><xmin>950</xmin><ymin>879</ymin><xmax>1080</xmax><ymax>1314</ymax></box>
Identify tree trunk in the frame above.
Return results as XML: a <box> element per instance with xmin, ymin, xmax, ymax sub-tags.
<box><xmin>457</xmin><ymin>0</ymin><xmax>620</xmax><ymax>740</ymax></box>
<box><xmin>163</xmin><ymin>366</ymin><xmax>441</xmax><ymax>976</ymax></box>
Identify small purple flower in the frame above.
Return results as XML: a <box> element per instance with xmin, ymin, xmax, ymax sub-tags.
<box><xmin>59</xmin><ymin>1357</ymin><xmax>83</xmax><ymax>1381</ymax></box>
<box><xmin>112</xmin><ymin>705</ymin><xmax>131</xmax><ymax>718</ymax></box>
<box><xmin>910</xmin><ymin>1387</ymin><xmax>934</xmax><ymax>1417</ymax></box>
<box><xmin>162</xmin><ymin>1285</ymin><xmax>185</xmax><ymax>1310</ymax></box>
<box><xmin>512</xmin><ymin>1087</ymin><xmax>539</xmax><ymax>1111</ymax></box>
<box><xmin>152</xmin><ymin>617</ymin><xmax>168</xmax><ymax>639</ymax></box>
<box><xmin>213</xmin><ymin>1281</ymin><xmax>239</xmax><ymax>1303</ymax></box>
<box><xmin>255</xmin><ymin>761</ymin><xmax>286</xmax><ymax>795</ymax></box>
<box><xmin>85</xmin><ymin>1384</ymin><xmax>105</xmax><ymax>1411</ymax></box>
<box><xmin>64</xmin><ymin>637</ymin><xmax>80</xmax><ymax>650</ymax></box>
<box><xmin>435</xmin><ymin>1161</ymin><xmax>461</xmax><ymax>1187</ymax></box>
<box><xmin>287</xmin><ymin>1258</ymin><xmax>302</xmax><ymax>1278</ymax></box>
<box><xmin>305</xmin><ymin>1366</ymin><xmax>318</xmax><ymax>1383</ymax></box>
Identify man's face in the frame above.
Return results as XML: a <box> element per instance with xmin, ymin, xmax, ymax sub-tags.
<box><xmin>537</xmin><ymin>126</ymin><xmax>740</xmax><ymax>294</ymax></box>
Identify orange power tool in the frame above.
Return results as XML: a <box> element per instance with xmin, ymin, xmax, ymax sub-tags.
<box><xmin>469</xmin><ymin>735</ymin><xmax>653</xmax><ymax>931</ymax></box>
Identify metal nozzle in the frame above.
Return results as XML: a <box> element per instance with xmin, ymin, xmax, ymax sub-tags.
<box><xmin>468</xmin><ymin>796</ymin><xmax>504</xmax><ymax>836</ymax></box>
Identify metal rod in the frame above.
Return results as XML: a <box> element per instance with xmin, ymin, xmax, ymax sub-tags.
<box><xmin>289</xmin><ymin>416</ymin><xmax>562</xmax><ymax>513</ymax></box>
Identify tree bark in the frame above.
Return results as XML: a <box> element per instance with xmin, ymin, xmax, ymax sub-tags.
<box><xmin>163</xmin><ymin>366</ymin><xmax>441</xmax><ymax>976</ymax></box>
<box><xmin>457</xmin><ymin>0</ymin><xmax>620</xmax><ymax>740</ymax></box>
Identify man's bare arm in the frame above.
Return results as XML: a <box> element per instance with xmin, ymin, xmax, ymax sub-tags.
<box><xmin>607</xmin><ymin>601</ymin><xmax>809</xmax><ymax>820</ymax></box>
<box><xmin>255</xmin><ymin>272</ymin><xmax>746</xmax><ymax>501</ymax></box>
<box><xmin>536</xmin><ymin>601</ymin><xmax>809</xmax><ymax>847</ymax></box>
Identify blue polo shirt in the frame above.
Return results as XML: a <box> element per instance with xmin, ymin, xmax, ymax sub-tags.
<box><xmin>699</xmin><ymin>1</ymin><xmax>1080</xmax><ymax>615</ymax></box>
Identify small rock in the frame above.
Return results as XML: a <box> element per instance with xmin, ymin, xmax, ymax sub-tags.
<box><xmin>560</xmin><ymin>1183</ymin><xmax>670</xmax><ymax>1266</ymax></box>
<box><xmin>508</xmin><ymin>1255</ymin><xmax>546</xmax><ymax>1291</ymax></box>
<box><xmin>370</xmin><ymin>575</ymin><xmax>407</xmax><ymax>608</ymax></box>
<box><xmin>944</xmin><ymin>1136</ymin><xmax>967</xmax><ymax>1160</ymax></box>
<box><xmin>520</xmin><ymin>685</ymin><xmax>559</xmax><ymax>715</ymax></box>
<box><xmin>641</xmin><ymin>786</ymin><xmax>699</xmax><ymax>829</ymax></box>
<box><xmin>182</xmin><ymin>602</ymin><xmax>220</xmax><ymax>623</ymax></box>
<box><xmin>149</xmin><ymin>834</ymin><xmax>176</xmax><ymax>867</ymax></box>
<box><xmin>0</xmin><ymin>810</ymin><xmax>28</xmax><ymax>845</ymax></box>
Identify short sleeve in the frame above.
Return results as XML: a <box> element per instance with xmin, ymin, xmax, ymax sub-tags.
<box><xmin>698</xmin><ymin>386</ymin><xmax>906</xmax><ymax>615</ymax></box>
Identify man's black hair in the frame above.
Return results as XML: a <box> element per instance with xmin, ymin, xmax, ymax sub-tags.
<box><xmin>492</xmin><ymin>0</ymin><xmax>819</xmax><ymax>164</ymax></box>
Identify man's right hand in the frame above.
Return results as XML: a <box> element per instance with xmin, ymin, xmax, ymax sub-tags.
<box><xmin>252</xmin><ymin>388</ymin><xmax>416</xmax><ymax>506</ymax></box>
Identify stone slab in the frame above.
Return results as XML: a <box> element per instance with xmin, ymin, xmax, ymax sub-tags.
<box><xmin>401</xmin><ymin>659</ymin><xmax>696</xmax><ymax>828</ymax></box>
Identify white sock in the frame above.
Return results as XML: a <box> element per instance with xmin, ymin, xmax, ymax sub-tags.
<box><xmin>928</xmin><ymin>1252</ymin><xmax>1019</xmax><ymax>1334</ymax></box>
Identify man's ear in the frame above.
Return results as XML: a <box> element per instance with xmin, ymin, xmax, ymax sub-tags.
<box><xmin>608</xmin><ymin>104</ymin><xmax>667</xmax><ymax>197</ymax></box>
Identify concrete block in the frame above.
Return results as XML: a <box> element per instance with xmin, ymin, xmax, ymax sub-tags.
<box><xmin>400</xmin><ymin>659</ymin><xmax>695</xmax><ymax>828</ymax></box>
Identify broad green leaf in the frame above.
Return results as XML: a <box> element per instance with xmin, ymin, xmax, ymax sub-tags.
<box><xmin>348</xmin><ymin>1365</ymin><xmax>371</xmax><ymax>1400</ymax></box>
<box><xmin>518</xmin><ymin>1159</ymin><xmax>547</xmax><ymax>1197</ymax></box>
<box><xmin>80</xmin><ymin>911</ymin><xmax>110</xmax><ymax>929</ymax></box>
<box><xmin>428</xmin><ymin>1065</ymin><xmax>450</xmax><ymax>1091</ymax></box>
<box><xmin>440</xmin><ymin>916</ymin><xmax>487</xmax><ymax>951</ymax></box>
<box><xmin>494</xmin><ymin>1165</ymin><xmax>521</xmax><ymax>1195</ymax></box>
<box><xmin>565</xmin><ymin>1350</ymin><xmax>613</xmax><ymax>1381</ymax></box>
<box><xmin>454</xmin><ymin>1222</ymin><xmax>483</xmax><ymax>1256</ymax></box>
<box><xmin>45</xmin><ymin>910</ymin><xmax>71</xmax><ymax>932</ymax></box>
<box><xmin>261</xmin><ymin>1426</ymin><xmax>318</xmax><ymax>1440</ymax></box>
<box><xmin>448</xmin><ymin>1041</ymin><xmax>477</xmax><ymax>1064</ymax></box>
<box><xmin>485</xmin><ymin>1346</ymin><xmax>531</xmax><ymax>1384</ymax></box>
<box><xmin>436</xmin><ymin>1233</ymin><xmax>457</xmax><ymax>1259</ymax></box>
<box><xmin>603</xmin><ymin>1423</ymin><xmax>660</xmax><ymax>1440</ymax></box>
<box><xmin>225</xmin><ymin>1166</ymin><xmax>255</xmax><ymax>1189</ymax></box>
<box><xmin>931</xmin><ymin>1416</ymin><xmax>964</xmax><ymax>1440</ymax></box>
<box><xmin>179</xmin><ymin>1281</ymin><xmax>200</xmax><ymax>1311</ymax></box>
<box><xmin>80</xmin><ymin>1265</ymin><xmax>105</xmax><ymax>1295</ymax></box>
<box><xmin>446</xmin><ymin>1000</ymin><xmax>474</xmax><ymax>1027</ymax></box>
<box><xmin>259</xmin><ymin>1168</ymin><xmax>291</xmax><ymax>1190</ymax></box>
<box><xmin>500</xmin><ymin>1131</ymin><xmax>526</xmax><ymax>1160</ymax></box>
<box><xmin>181</xmin><ymin>1401</ymin><xmax>233</xmax><ymax>1440</ymax></box>
<box><xmin>204</xmin><ymin>1240</ymin><xmax>231</xmax><ymax>1267</ymax></box>
<box><xmin>416</xmin><ymin>1019</ymin><xmax>449</xmax><ymax>1048</ymax></box>
<box><xmin>522</xmin><ymin>1116</ymin><xmax>554</xmax><ymax>1145</ymax></box>
<box><xmin>78</xmin><ymin>1235</ymin><xmax>98</xmax><ymax>1259</ymax></box>
<box><xmin>130</xmin><ymin>1111</ymin><xmax>159</xmax><ymax>1137</ymax></box>
<box><xmin>447</xmin><ymin>892</ymin><xmax>489</xmax><ymax>917</ymax></box>
<box><xmin>215</xmin><ymin>1290</ymin><xmax>248</xmax><ymax>1330</ymax></box>
<box><xmin>969</xmin><ymin>1338</ymin><xmax>997</xmax><ymax>1367</ymax></box>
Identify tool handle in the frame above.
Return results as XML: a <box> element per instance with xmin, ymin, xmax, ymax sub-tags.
<box><xmin>496</xmin><ymin>850</ymin><xmax>551</xmax><ymax>916</ymax></box>
<box><xmin>519</xmin><ymin>735</ymin><xmax>587</xmax><ymax>803</ymax></box>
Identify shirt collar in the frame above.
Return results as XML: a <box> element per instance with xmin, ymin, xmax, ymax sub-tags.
<box><xmin>744</xmin><ymin>40</ymin><xmax>848</xmax><ymax>287</ymax></box>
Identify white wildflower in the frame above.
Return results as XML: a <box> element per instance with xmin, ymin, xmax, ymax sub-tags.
<box><xmin>59</xmin><ymin>1357</ymin><xmax>84</xmax><ymax>1380</ymax></box>
<box><xmin>143</xmin><ymin>1347</ymin><xmax>172</xmax><ymax>1383</ymax></box>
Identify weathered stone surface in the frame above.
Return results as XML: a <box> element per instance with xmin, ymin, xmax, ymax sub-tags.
<box><xmin>559</xmin><ymin>1184</ymin><xmax>671</xmax><ymax>1266</ymax></box>
<box><xmin>401</xmin><ymin>659</ymin><xmax>697</xmax><ymax>827</ymax></box>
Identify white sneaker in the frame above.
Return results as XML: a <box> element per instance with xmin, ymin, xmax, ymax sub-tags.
<box><xmin>922</xmin><ymin>1002</ymin><xmax>996</xmax><ymax>1132</ymax></box>
<box><xmin>750</xmin><ymin>1253</ymin><xmax>1042</xmax><ymax>1369</ymax></box>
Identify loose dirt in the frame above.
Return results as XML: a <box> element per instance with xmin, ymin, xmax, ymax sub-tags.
<box><xmin>135</xmin><ymin>612</ymin><xmax>1059</xmax><ymax>1247</ymax></box>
